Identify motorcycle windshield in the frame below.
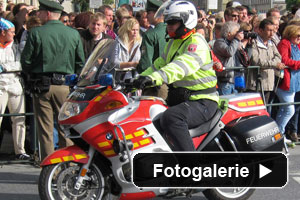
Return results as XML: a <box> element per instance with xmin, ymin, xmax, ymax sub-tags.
<box><xmin>154</xmin><ymin>0</ymin><xmax>172</xmax><ymax>20</ymax></box>
<box><xmin>77</xmin><ymin>39</ymin><xmax>117</xmax><ymax>87</ymax></box>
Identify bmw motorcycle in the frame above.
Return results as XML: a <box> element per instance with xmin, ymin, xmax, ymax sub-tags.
<box><xmin>38</xmin><ymin>39</ymin><xmax>284</xmax><ymax>200</ymax></box>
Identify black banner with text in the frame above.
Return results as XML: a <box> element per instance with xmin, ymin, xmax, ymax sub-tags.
<box><xmin>132</xmin><ymin>152</ymin><xmax>287</xmax><ymax>188</ymax></box>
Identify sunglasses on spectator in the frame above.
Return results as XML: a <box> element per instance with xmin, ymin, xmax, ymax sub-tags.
<box><xmin>231</xmin><ymin>14</ymin><xmax>239</xmax><ymax>18</ymax></box>
<box><xmin>63</xmin><ymin>20</ymin><xmax>70</xmax><ymax>23</ymax></box>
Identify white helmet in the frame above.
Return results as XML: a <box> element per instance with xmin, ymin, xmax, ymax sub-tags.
<box><xmin>163</xmin><ymin>0</ymin><xmax>197</xmax><ymax>29</ymax></box>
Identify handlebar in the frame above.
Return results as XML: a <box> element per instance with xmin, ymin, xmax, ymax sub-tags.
<box><xmin>120</xmin><ymin>78</ymin><xmax>137</xmax><ymax>94</ymax></box>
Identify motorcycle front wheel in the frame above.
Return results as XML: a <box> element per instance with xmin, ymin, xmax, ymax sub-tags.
<box><xmin>38</xmin><ymin>162</ymin><xmax>106</xmax><ymax>200</ymax></box>
<box><xmin>203</xmin><ymin>188</ymin><xmax>255</xmax><ymax>200</ymax></box>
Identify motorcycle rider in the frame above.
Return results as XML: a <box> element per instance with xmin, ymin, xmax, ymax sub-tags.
<box><xmin>134</xmin><ymin>0</ymin><xmax>219</xmax><ymax>151</ymax></box>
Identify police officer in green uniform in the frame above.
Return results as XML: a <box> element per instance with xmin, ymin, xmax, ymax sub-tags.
<box><xmin>134</xmin><ymin>1</ymin><xmax>219</xmax><ymax>151</ymax></box>
<box><xmin>21</xmin><ymin>0</ymin><xmax>85</xmax><ymax>160</ymax></box>
<box><xmin>137</xmin><ymin>0</ymin><xmax>166</xmax><ymax>73</ymax></box>
<box><xmin>137</xmin><ymin>0</ymin><xmax>168</xmax><ymax>99</ymax></box>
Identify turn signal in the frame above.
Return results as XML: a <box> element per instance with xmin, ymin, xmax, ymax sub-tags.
<box><xmin>105</xmin><ymin>101</ymin><xmax>123</xmax><ymax>110</ymax></box>
<box><xmin>274</xmin><ymin>133</ymin><xmax>282</xmax><ymax>141</ymax></box>
<box><xmin>80</xmin><ymin>168</ymin><xmax>87</xmax><ymax>177</ymax></box>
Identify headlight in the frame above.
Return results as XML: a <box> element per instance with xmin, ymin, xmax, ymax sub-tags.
<box><xmin>58</xmin><ymin>101</ymin><xmax>89</xmax><ymax>121</ymax></box>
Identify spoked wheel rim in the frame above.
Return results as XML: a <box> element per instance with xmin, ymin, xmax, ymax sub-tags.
<box><xmin>47</xmin><ymin>162</ymin><xmax>105</xmax><ymax>200</ymax></box>
<box><xmin>215</xmin><ymin>187</ymin><xmax>251</xmax><ymax>198</ymax></box>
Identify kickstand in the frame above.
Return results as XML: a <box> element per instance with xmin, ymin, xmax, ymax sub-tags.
<box><xmin>283</xmin><ymin>141</ymin><xmax>289</xmax><ymax>155</ymax></box>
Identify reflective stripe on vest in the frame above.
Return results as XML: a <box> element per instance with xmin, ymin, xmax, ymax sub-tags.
<box><xmin>201</xmin><ymin>61</ymin><xmax>214</xmax><ymax>71</ymax></box>
<box><xmin>193</xmin><ymin>34</ymin><xmax>214</xmax><ymax>71</ymax></box>
<box><xmin>185</xmin><ymin>51</ymin><xmax>214</xmax><ymax>71</ymax></box>
<box><xmin>173</xmin><ymin>60</ymin><xmax>189</xmax><ymax>76</ymax></box>
<box><xmin>186</xmin><ymin>51</ymin><xmax>203</xmax><ymax>66</ymax></box>
<box><xmin>151</xmin><ymin>64</ymin><xmax>157</xmax><ymax>72</ymax></box>
<box><xmin>165</xmin><ymin>35</ymin><xmax>213</xmax><ymax>71</ymax></box>
<box><xmin>162</xmin><ymin>40</ymin><xmax>174</xmax><ymax>61</ymax></box>
<box><xmin>173</xmin><ymin>75</ymin><xmax>217</xmax><ymax>87</ymax></box>
<box><xmin>157</xmin><ymin>70</ymin><xmax>169</xmax><ymax>83</ymax></box>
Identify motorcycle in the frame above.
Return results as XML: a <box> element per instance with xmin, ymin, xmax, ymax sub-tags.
<box><xmin>38</xmin><ymin>39</ymin><xmax>284</xmax><ymax>200</ymax></box>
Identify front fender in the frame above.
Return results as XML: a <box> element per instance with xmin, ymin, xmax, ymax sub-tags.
<box><xmin>40</xmin><ymin>145</ymin><xmax>89</xmax><ymax>166</ymax></box>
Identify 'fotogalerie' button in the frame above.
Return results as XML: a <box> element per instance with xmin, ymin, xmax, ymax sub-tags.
<box><xmin>132</xmin><ymin>152</ymin><xmax>287</xmax><ymax>188</ymax></box>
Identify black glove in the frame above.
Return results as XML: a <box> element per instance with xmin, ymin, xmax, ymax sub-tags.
<box><xmin>133</xmin><ymin>76</ymin><xmax>153</xmax><ymax>89</ymax></box>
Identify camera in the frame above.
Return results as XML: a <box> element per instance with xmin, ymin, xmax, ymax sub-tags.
<box><xmin>243</xmin><ymin>31</ymin><xmax>257</xmax><ymax>39</ymax></box>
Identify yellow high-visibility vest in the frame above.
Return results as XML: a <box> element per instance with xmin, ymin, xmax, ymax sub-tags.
<box><xmin>142</xmin><ymin>32</ymin><xmax>219</xmax><ymax>103</ymax></box>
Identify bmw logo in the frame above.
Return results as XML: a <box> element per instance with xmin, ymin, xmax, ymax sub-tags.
<box><xmin>106</xmin><ymin>132</ymin><xmax>113</xmax><ymax>140</ymax></box>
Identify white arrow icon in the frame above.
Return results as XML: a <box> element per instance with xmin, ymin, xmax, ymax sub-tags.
<box><xmin>259</xmin><ymin>164</ymin><xmax>272</xmax><ymax>179</ymax></box>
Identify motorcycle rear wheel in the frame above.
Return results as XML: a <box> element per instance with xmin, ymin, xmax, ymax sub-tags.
<box><xmin>203</xmin><ymin>188</ymin><xmax>255</xmax><ymax>200</ymax></box>
<box><xmin>38</xmin><ymin>162</ymin><xmax>106</xmax><ymax>200</ymax></box>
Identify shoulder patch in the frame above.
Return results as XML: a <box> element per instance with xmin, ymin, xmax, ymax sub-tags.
<box><xmin>188</xmin><ymin>44</ymin><xmax>197</xmax><ymax>52</ymax></box>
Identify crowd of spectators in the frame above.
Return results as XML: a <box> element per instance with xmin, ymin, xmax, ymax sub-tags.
<box><xmin>194</xmin><ymin>2</ymin><xmax>300</xmax><ymax>145</ymax></box>
<box><xmin>1</xmin><ymin>0</ymin><xmax>300</xmax><ymax>161</ymax></box>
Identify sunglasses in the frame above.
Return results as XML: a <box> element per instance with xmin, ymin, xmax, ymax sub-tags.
<box><xmin>166</xmin><ymin>20</ymin><xmax>180</xmax><ymax>25</ymax></box>
<box><xmin>231</xmin><ymin>14</ymin><xmax>239</xmax><ymax>18</ymax></box>
<box><xmin>63</xmin><ymin>20</ymin><xmax>70</xmax><ymax>23</ymax></box>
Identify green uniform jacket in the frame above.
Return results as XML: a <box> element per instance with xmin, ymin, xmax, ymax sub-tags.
<box><xmin>142</xmin><ymin>32</ymin><xmax>219</xmax><ymax>103</ymax></box>
<box><xmin>137</xmin><ymin>22</ymin><xmax>167</xmax><ymax>73</ymax></box>
<box><xmin>21</xmin><ymin>20</ymin><xmax>85</xmax><ymax>74</ymax></box>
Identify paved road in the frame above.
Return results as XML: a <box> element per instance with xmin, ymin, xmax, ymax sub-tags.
<box><xmin>0</xmin><ymin>146</ymin><xmax>299</xmax><ymax>200</ymax></box>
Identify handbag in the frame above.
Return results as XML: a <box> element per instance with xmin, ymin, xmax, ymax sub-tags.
<box><xmin>237</xmin><ymin>48</ymin><xmax>250</xmax><ymax>68</ymax></box>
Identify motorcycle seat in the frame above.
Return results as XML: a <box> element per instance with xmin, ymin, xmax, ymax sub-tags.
<box><xmin>188</xmin><ymin>109</ymin><xmax>223</xmax><ymax>138</ymax></box>
<box><xmin>152</xmin><ymin>109</ymin><xmax>223</xmax><ymax>138</ymax></box>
